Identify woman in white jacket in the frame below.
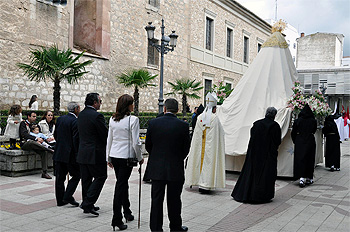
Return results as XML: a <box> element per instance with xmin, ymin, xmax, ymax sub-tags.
<box><xmin>106</xmin><ymin>94</ymin><xmax>144</xmax><ymax>231</ymax></box>
<box><xmin>38</xmin><ymin>110</ymin><xmax>56</xmax><ymax>144</ymax></box>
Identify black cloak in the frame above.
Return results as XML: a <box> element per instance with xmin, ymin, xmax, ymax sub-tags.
<box><xmin>291</xmin><ymin>104</ymin><xmax>317</xmax><ymax>179</ymax></box>
<box><xmin>322</xmin><ymin>115</ymin><xmax>341</xmax><ymax>168</ymax></box>
<box><xmin>231</xmin><ymin>116</ymin><xmax>281</xmax><ymax>203</ymax></box>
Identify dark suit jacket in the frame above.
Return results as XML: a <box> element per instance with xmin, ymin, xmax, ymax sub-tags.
<box><xmin>145</xmin><ymin>113</ymin><xmax>190</xmax><ymax>182</ymax></box>
<box><xmin>53</xmin><ymin>113</ymin><xmax>79</xmax><ymax>163</ymax></box>
<box><xmin>19</xmin><ymin>120</ymin><xmax>40</xmax><ymax>145</ymax></box>
<box><xmin>76</xmin><ymin>106</ymin><xmax>108</xmax><ymax>165</ymax></box>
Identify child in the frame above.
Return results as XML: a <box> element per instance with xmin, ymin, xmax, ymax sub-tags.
<box><xmin>29</xmin><ymin>125</ymin><xmax>54</xmax><ymax>151</ymax></box>
<box><xmin>4</xmin><ymin>105</ymin><xmax>22</xmax><ymax>150</ymax></box>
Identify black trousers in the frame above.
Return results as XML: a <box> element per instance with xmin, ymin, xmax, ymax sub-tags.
<box><xmin>79</xmin><ymin>163</ymin><xmax>107</xmax><ymax>210</ymax></box>
<box><xmin>55</xmin><ymin>161</ymin><xmax>81</xmax><ymax>205</ymax></box>
<box><xmin>150</xmin><ymin>180</ymin><xmax>184</xmax><ymax>232</ymax></box>
<box><xmin>111</xmin><ymin>158</ymin><xmax>133</xmax><ymax>226</ymax></box>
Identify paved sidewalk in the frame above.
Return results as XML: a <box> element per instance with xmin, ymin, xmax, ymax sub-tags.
<box><xmin>0</xmin><ymin>141</ymin><xmax>349</xmax><ymax>232</ymax></box>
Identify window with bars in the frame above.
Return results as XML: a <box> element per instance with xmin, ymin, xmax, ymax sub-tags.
<box><xmin>149</xmin><ymin>0</ymin><xmax>160</xmax><ymax>8</ymax></box>
<box><xmin>206</xmin><ymin>17</ymin><xmax>214</xmax><ymax>51</ymax></box>
<box><xmin>243</xmin><ymin>36</ymin><xmax>249</xmax><ymax>63</ymax></box>
<box><xmin>147</xmin><ymin>39</ymin><xmax>159</xmax><ymax>67</ymax></box>
<box><xmin>226</xmin><ymin>28</ymin><xmax>233</xmax><ymax>58</ymax></box>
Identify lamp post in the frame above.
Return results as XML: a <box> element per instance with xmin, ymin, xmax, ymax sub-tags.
<box><xmin>145</xmin><ymin>19</ymin><xmax>178</xmax><ymax>114</ymax></box>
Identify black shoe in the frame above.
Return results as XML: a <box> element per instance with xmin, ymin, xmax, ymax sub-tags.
<box><xmin>305</xmin><ymin>179</ymin><xmax>314</xmax><ymax>185</ymax></box>
<box><xmin>112</xmin><ymin>224</ymin><xmax>127</xmax><ymax>231</ymax></box>
<box><xmin>93</xmin><ymin>205</ymin><xmax>100</xmax><ymax>211</ymax></box>
<box><xmin>330</xmin><ymin>167</ymin><xmax>334</xmax><ymax>172</ymax></box>
<box><xmin>124</xmin><ymin>214</ymin><xmax>134</xmax><ymax>222</ymax></box>
<box><xmin>299</xmin><ymin>180</ymin><xmax>306</xmax><ymax>188</ymax></box>
<box><xmin>57</xmin><ymin>201</ymin><xmax>68</xmax><ymax>207</ymax></box>
<box><xmin>170</xmin><ymin>226</ymin><xmax>188</xmax><ymax>231</ymax></box>
<box><xmin>63</xmin><ymin>199</ymin><xmax>79</xmax><ymax>207</ymax></box>
<box><xmin>199</xmin><ymin>188</ymin><xmax>210</xmax><ymax>194</ymax></box>
<box><xmin>80</xmin><ymin>205</ymin><xmax>99</xmax><ymax>216</ymax></box>
<box><xmin>41</xmin><ymin>172</ymin><xmax>52</xmax><ymax>179</ymax></box>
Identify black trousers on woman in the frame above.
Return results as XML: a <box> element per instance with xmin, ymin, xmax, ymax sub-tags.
<box><xmin>111</xmin><ymin>158</ymin><xmax>133</xmax><ymax>226</ymax></box>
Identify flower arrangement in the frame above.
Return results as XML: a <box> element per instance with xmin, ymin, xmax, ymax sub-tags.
<box><xmin>211</xmin><ymin>80</ymin><xmax>234</xmax><ymax>105</ymax></box>
<box><xmin>287</xmin><ymin>81</ymin><xmax>332</xmax><ymax>117</ymax></box>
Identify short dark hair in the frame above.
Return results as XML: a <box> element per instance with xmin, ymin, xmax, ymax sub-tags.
<box><xmin>164</xmin><ymin>98</ymin><xmax>178</xmax><ymax>113</ymax></box>
<box><xmin>26</xmin><ymin>110</ymin><xmax>36</xmax><ymax>118</ymax></box>
<box><xmin>85</xmin><ymin>93</ymin><xmax>100</xmax><ymax>106</ymax></box>
<box><xmin>265</xmin><ymin>107</ymin><xmax>277</xmax><ymax>119</ymax></box>
<box><xmin>30</xmin><ymin>124</ymin><xmax>39</xmax><ymax>132</ymax></box>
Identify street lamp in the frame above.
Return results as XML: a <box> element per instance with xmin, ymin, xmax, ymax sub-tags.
<box><xmin>145</xmin><ymin>19</ymin><xmax>178</xmax><ymax>114</ymax></box>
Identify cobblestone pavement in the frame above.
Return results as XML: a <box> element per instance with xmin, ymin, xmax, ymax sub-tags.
<box><xmin>0</xmin><ymin>141</ymin><xmax>349</xmax><ymax>232</ymax></box>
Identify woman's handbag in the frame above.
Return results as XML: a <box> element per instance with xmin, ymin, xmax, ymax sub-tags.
<box><xmin>127</xmin><ymin>116</ymin><xmax>138</xmax><ymax>167</ymax></box>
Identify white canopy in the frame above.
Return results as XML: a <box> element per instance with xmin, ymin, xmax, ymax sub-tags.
<box><xmin>217</xmin><ymin>32</ymin><xmax>297</xmax><ymax>156</ymax></box>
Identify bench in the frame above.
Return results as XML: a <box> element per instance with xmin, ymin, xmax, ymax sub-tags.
<box><xmin>0</xmin><ymin>148</ymin><xmax>53</xmax><ymax>177</ymax></box>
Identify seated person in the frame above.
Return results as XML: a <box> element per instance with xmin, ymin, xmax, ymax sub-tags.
<box><xmin>19</xmin><ymin>111</ymin><xmax>53</xmax><ymax>179</ymax></box>
<box><xmin>30</xmin><ymin>125</ymin><xmax>54</xmax><ymax>150</ymax></box>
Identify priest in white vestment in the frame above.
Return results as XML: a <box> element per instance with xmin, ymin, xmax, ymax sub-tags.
<box><xmin>185</xmin><ymin>92</ymin><xmax>225</xmax><ymax>192</ymax></box>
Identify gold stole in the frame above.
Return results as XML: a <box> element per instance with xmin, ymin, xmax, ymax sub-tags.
<box><xmin>200</xmin><ymin>127</ymin><xmax>208</xmax><ymax>173</ymax></box>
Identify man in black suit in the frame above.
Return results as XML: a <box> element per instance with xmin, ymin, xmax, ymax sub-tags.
<box><xmin>53</xmin><ymin>102</ymin><xmax>81</xmax><ymax>207</ymax></box>
<box><xmin>77</xmin><ymin>93</ymin><xmax>108</xmax><ymax>216</ymax></box>
<box><xmin>19</xmin><ymin>111</ymin><xmax>52</xmax><ymax>179</ymax></box>
<box><xmin>146</xmin><ymin>98</ymin><xmax>190</xmax><ymax>232</ymax></box>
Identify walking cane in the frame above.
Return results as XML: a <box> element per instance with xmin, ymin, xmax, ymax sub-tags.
<box><xmin>138</xmin><ymin>164</ymin><xmax>142</xmax><ymax>229</ymax></box>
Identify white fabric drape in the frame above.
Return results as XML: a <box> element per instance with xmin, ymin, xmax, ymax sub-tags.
<box><xmin>217</xmin><ymin>32</ymin><xmax>297</xmax><ymax>156</ymax></box>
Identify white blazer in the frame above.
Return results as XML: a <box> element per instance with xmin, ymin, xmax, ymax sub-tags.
<box><xmin>106</xmin><ymin>115</ymin><xmax>142</xmax><ymax>161</ymax></box>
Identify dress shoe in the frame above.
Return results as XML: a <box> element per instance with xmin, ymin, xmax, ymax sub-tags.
<box><xmin>83</xmin><ymin>208</ymin><xmax>99</xmax><ymax>216</ymax></box>
<box><xmin>199</xmin><ymin>188</ymin><xmax>210</xmax><ymax>194</ymax></box>
<box><xmin>112</xmin><ymin>224</ymin><xmax>127</xmax><ymax>231</ymax></box>
<box><xmin>305</xmin><ymin>179</ymin><xmax>314</xmax><ymax>185</ymax></box>
<box><xmin>63</xmin><ymin>199</ymin><xmax>79</xmax><ymax>207</ymax></box>
<box><xmin>57</xmin><ymin>201</ymin><xmax>68</xmax><ymax>207</ymax></box>
<box><xmin>170</xmin><ymin>226</ymin><xmax>188</xmax><ymax>231</ymax></box>
<box><xmin>299</xmin><ymin>180</ymin><xmax>306</xmax><ymax>188</ymax></box>
<box><xmin>335</xmin><ymin>168</ymin><xmax>340</xmax><ymax>171</ymax></box>
<box><xmin>124</xmin><ymin>214</ymin><xmax>134</xmax><ymax>222</ymax></box>
<box><xmin>80</xmin><ymin>205</ymin><xmax>99</xmax><ymax>216</ymax></box>
<box><xmin>41</xmin><ymin>172</ymin><xmax>52</xmax><ymax>179</ymax></box>
<box><xmin>93</xmin><ymin>205</ymin><xmax>100</xmax><ymax>211</ymax></box>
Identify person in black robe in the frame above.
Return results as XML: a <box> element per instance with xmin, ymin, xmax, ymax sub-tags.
<box><xmin>322</xmin><ymin>115</ymin><xmax>341</xmax><ymax>171</ymax></box>
<box><xmin>232</xmin><ymin>107</ymin><xmax>281</xmax><ymax>203</ymax></box>
<box><xmin>291</xmin><ymin>104</ymin><xmax>317</xmax><ymax>188</ymax></box>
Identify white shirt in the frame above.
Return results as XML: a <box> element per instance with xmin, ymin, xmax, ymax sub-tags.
<box><xmin>106</xmin><ymin>115</ymin><xmax>142</xmax><ymax>161</ymax></box>
<box><xmin>30</xmin><ymin>101</ymin><xmax>38</xmax><ymax>110</ymax></box>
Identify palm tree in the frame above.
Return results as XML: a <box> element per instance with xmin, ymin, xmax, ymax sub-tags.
<box><xmin>166</xmin><ymin>79</ymin><xmax>203</xmax><ymax>116</ymax></box>
<box><xmin>116</xmin><ymin>69</ymin><xmax>157</xmax><ymax>116</ymax></box>
<box><xmin>17</xmin><ymin>45</ymin><xmax>93</xmax><ymax>115</ymax></box>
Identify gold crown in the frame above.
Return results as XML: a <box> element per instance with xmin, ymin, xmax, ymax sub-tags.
<box><xmin>272</xmin><ymin>19</ymin><xmax>287</xmax><ymax>33</ymax></box>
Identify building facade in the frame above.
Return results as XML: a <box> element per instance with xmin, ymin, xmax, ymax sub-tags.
<box><xmin>296</xmin><ymin>32</ymin><xmax>349</xmax><ymax>110</ymax></box>
<box><xmin>0</xmin><ymin>0</ymin><xmax>270</xmax><ymax>112</ymax></box>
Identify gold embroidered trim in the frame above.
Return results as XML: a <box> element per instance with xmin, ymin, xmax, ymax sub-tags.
<box><xmin>262</xmin><ymin>32</ymin><xmax>289</xmax><ymax>49</ymax></box>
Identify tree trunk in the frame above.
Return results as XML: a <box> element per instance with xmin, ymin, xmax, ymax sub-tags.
<box><xmin>182</xmin><ymin>94</ymin><xmax>187</xmax><ymax>117</ymax></box>
<box><xmin>134</xmin><ymin>86</ymin><xmax>139</xmax><ymax>116</ymax></box>
<box><xmin>53</xmin><ymin>75</ymin><xmax>61</xmax><ymax>116</ymax></box>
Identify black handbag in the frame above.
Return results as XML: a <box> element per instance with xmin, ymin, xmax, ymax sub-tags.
<box><xmin>127</xmin><ymin>116</ymin><xmax>138</xmax><ymax>167</ymax></box>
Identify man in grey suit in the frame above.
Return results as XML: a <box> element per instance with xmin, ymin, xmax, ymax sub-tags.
<box><xmin>77</xmin><ymin>93</ymin><xmax>108</xmax><ymax>216</ymax></box>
